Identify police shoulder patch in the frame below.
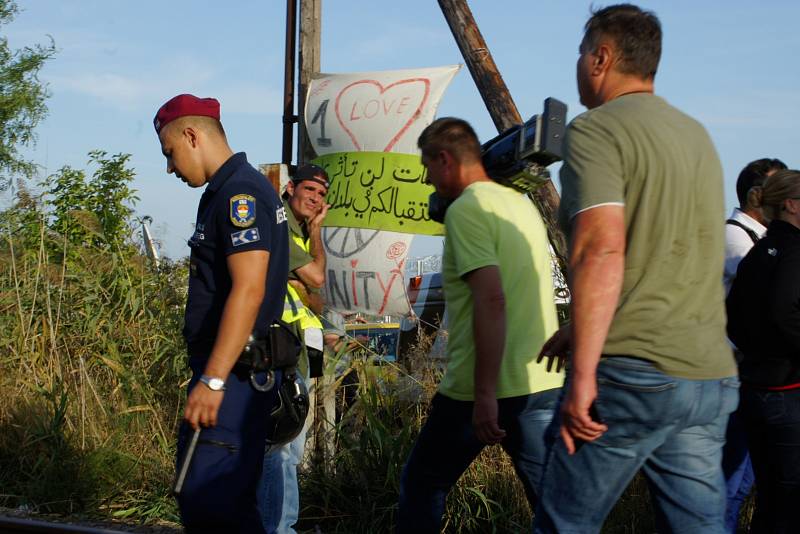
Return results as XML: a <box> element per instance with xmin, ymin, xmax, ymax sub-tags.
<box><xmin>230</xmin><ymin>194</ymin><xmax>256</xmax><ymax>227</ymax></box>
<box><xmin>231</xmin><ymin>228</ymin><xmax>260</xmax><ymax>247</ymax></box>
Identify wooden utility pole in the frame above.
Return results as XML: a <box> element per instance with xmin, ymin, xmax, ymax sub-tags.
<box><xmin>296</xmin><ymin>0</ymin><xmax>337</xmax><ymax>469</ymax></box>
<box><xmin>297</xmin><ymin>0</ymin><xmax>322</xmax><ymax>165</ymax></box>
<box><xmin>437</xmin><ymin>0</ymin><xmax>568</xmax><ymax>270</ymax></box>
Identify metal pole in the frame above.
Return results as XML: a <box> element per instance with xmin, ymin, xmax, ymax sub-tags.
<box><xmin>140</xmin><ymin>216</ymin><xmax>160</xmax><ymax>268</ymax></box>
<box><xmin>282</xmin><ymin>0</ymin><xmax>298</xmax><ymax>166</ymax></box>
<box><xmin>437</xmin><ymin>0</ymin><xmax>568</xmax><ymax>274</ymax></box>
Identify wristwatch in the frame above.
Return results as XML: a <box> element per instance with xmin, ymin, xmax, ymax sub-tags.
<box><xmin>199</xmin><ymin>374</ymin><xmax>226</xmax><ymax>391</ymax></box>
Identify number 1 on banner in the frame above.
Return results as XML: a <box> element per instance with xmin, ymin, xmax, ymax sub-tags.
<box><xmin>311</xmin><ymin>99</ymin><xmax>332</xmax><ymax>148</ymax></box>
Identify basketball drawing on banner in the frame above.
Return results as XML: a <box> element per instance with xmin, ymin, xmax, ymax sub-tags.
<box><xmin>323</xmin><ymin>228</ymin><xmax>411</xmax><ymax>316</ymax></box>
<box><xmin>323</xmin><ymin>227</ymin><xmax>380</xmax><ymax>258</ymax></box>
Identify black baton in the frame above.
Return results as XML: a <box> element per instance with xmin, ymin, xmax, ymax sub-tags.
<box><xmin>173</xmin><ymin>427</ymin><xmax>200</xmax><ymax>496</ymax></box>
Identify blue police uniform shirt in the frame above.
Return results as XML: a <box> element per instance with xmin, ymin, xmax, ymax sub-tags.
<box><xmin>183</xmin><ymin>152</ymin><xmax>289</xmax><ymax>358</ymax></box>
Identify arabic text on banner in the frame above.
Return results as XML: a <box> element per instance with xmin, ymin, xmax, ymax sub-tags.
<box><xmin>316</xmin><ymin>151</ymin><xmax>444</xmax><ymax>236</ymax></box>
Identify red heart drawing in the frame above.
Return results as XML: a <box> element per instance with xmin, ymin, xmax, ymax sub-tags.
<box><xmin>334</xmin><ymin>78</ymin><xmax>431</xmax><ymax>152</ymax></box>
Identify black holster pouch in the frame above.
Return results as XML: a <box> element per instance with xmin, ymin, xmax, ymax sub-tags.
<box><xmin>308</xmin><ymin>347</ymin><xmax>324</xmax><ymax>378</ymax></box>
<box><xmin>238</xmin><ymin>336</ymin><xmax>272</xmax><ymax>373</ymax></box>
<box><xmin>236</xmin><ymin>319</ymin><xmax>302</xmax><ymax>373</ymax></box>
<box><xmin>270</xmin><ymin>319</ymin><xmax>302</xmax><ymax>369</ymax></box>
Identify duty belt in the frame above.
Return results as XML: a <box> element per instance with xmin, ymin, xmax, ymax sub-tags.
<box><xmin>235</xmin><ymin>320</ymin><xmax>302</xmax><ymax>392</ymax></box>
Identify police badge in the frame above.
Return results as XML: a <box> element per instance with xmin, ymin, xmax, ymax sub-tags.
<box><xmin>230</xmin><ymin>194</ymin><xmax>256</xmax><ymax>227</ymax></box>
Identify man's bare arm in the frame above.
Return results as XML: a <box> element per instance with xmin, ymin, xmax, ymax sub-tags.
<box><xmin>288</xmin><ymin>279</ymin><xmax>323</xmax><ymax>315</ymax></box>
<box><xmin>293</xmin><ymin>204</ymin><xmax>329</xmax><ymax>289</ymax></box>
<box><xmin>560</xmin><ymin>205</ymin><xmax>624</xmax><ymax>454</ymax></box>
<box><xmin>465</xmin><ymin>265</ymin><xmax>508</xmax><ymax>445</ymax></box>
<box><xmin>184</xmin><ymin>249</ymin><xmax>269</xmax><ymax>430</ymax></box>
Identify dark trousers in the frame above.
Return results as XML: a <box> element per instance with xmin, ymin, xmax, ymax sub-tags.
<box><xmin>722</xmin><ymin>408</ymin><xmax>755</xmax><ymax>533</ymax></box>
<box><xmin>741</xmin><ymin>386</ymin><xmax>800</xmax><ymax>534</ymax></box>
<box><xmin>176</xmin><ymin>359</ymin><xmax>281</xmax><ymax>534</ymax></box>
<box><xmin>397</xmin><ymin>388</ymin><xmax>559</xmax><ymax>534</ymax></box>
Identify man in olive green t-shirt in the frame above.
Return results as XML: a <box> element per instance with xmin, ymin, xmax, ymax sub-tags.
<box><xmin>261</xmin><ymin>164</ymin><xmax>329</xmax><ymax>534</ymax></box>
<box><xmin>534</xmin><ymin>5</ymin><xmax>738</xmax><ymax>534</ymax></box>
<box><xmin>397</xmin><ymin>117</ymin><xmax>564</xmax><ymax>533</ymax></box>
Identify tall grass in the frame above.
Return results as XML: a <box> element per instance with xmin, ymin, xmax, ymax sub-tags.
<box><xmin>0</xmin><ymin>208</ymin><xmax>187</xmax><ymax>523</ymax></box>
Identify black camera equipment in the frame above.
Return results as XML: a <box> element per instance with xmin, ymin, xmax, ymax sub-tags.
<box><xmin>481</xmin><ymin>97</ymin><xmax>567</xmax><ymax>192</ymax></box>
<box><xmin>428</xmin><ymin>97</ymin><xmax>567</xmax><ymax>223</ymax></box>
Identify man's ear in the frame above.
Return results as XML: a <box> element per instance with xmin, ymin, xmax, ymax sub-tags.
<box><xmin>182</xmin><ymin>126</ymin><xmax>199</xmax><ymax>148</ymax></box>
<box><xmin>746</xmin><ymin>187</ymin><xmax>761</xmax><ymax>211</ymax></box>
<box><xmin>285</xmin><ymin>180</ymin><xmax>295</xmax><ymax>197</ymax></box>
<box><xmin>439</xmin><ymin>149</ymin><xmax>454</xmax><ymax>168</ymax></box>
<box><xmin>592</xmin><ymin>42</ymin><xmax>614</xmax><ymax>75</ymax></box>
<box><xmin>440</xmin><ymin>150</ymin><xmax>462</xmax><ymax>184</ymax></box>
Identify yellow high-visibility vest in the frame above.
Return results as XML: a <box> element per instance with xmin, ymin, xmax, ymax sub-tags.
<box><xmin>281</xmin><ymin>230</ymin><xmax>323</xmax><ymax>331</ymax></box>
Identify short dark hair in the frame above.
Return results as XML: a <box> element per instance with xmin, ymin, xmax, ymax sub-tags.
<box><xmin>417</xmin><ymin>117</ymin><xmax>482</xmax><ymax>164</ymax></box>
<box><xmin>583</xmin><ymin>4</ymin><xmax>662</xmax><ymax>79</ymax></box>
<box><xmin>736</xmin><ymin>158</ymin><xmax>787</xmax><ymax>208</ymax></box>
<box><xmin>164</xmin><ymin>115</ymin><xmax>226</xmax><ymax>139</ymax></box>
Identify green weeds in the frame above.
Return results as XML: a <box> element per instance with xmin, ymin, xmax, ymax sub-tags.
<box><xmin>0</xmin><ymin>155</ymin><xmax>185</xmax><ymax>525</ymax></box>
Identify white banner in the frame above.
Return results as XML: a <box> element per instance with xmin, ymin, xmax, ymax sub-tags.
<box><xmin>305</xmin><ymin>65</ymin><xmax>460</xmax><ymax>156</ymax></box>
<box><xmin>309</xmin><ymin>66</ymin><xmax>459</xmax><ymax>316</ymax></box>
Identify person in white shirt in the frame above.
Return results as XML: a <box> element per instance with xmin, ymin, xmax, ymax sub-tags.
<box><xmin>724</xmin><ymin>158</ymin><xmax>787</xmax><ymax>294</ymax></box>
<box><xmin>722</xmin><ymin>157</ymin><xmax>786</xmax><ymax>533</ymax></box>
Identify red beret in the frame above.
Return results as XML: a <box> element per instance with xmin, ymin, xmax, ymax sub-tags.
<box><xmin>153</xmin><ymin>94</ymin><xmax>220</xmax><ymax>135</ymax></box>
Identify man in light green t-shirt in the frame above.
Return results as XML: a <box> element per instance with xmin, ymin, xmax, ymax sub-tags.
<box><xmin>534</xmin><ymin>5</ymin><xmax>738</xmax><ymax>533</ymax></box>
<box><xmin>397</xmin><ymin>117</ymin><xmax>564</xmax><ymax>533</ymax></box>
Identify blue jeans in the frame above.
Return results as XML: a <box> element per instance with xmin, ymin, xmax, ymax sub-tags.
<box><xmin>258</xmin><ymin>400</ymin><xmax>310</xmax><ymax>534</ymax></box>
<box><xmin>722</xmin><ymin>409</ymin><xmax>754</xmax><ymax>532</ymax></box>
<box><xmin>534</xmin><ymin>357</ymin><xmax>739</xmax><ymax>534</ymax></box>
<box><xmin>740</xmin><ymin>386</ymin><xmax>800</xmax><ymax>534</ymax></box>
<box><xmin>397</xmin><ymin>388</ymin><xmax>560</xmax><ymax>534</ymax></box>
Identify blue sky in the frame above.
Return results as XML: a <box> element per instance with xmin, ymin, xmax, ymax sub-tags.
<box><xmin>7</xmin><ymin>0</ymin><xmax>800</xmax><ymax>258</ymax></box>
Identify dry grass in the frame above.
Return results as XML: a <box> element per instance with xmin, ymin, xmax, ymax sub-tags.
<box><xmin>0</xmin><ymin>219</ymin><xmax>186</xmax><ymax>526</ymax></box>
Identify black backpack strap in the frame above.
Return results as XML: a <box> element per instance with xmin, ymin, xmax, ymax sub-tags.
<box><xmin>726</xmin><ymin>219</ymin><xmax>760</xmax><ymax>245</ymax></box>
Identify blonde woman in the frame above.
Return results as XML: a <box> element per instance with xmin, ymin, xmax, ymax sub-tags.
<box><xmin>727</xmin><ymin>169</ymin><xmax>800</xmax><ymax>534</ymax></box>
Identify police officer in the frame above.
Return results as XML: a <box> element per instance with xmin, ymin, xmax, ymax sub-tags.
<box><xmin>260</xmin><ymin>164</ymin><xmax>330</xmax><ymax>533</ymax></box>
<box><xmin>154</xmin><ymin>94</ymin><xmax>289</xmax><ymax>533</ymax></box>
